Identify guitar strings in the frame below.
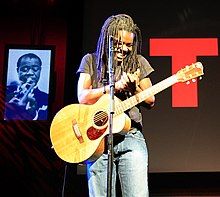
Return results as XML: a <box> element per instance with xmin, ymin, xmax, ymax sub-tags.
<box><xmin>93</xmin><ymin>111</ymin><xmax>108</xmax><ymax>124</ymax></box>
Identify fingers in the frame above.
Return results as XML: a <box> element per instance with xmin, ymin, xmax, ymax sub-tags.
<box><xmin>115</xmin><ymin>70</ymin><xmax>140</xmax><ymax>91</ymax></box>
<box><xmin>133</xmin><ymin>68</ymin><xmax>140</xmax><ymax>86</ymax></box>
<box><xmin>134</xmin><ymin>68</ymin><xmax>140</xmax><ymax>78</ymax></box>
<box><xmin>123</xmin><ymin>72</ymin><xmax>136</xmax><ymax>83</ymax></box>
<box><xmin>122</xmin><ymin>72</ymin><xmax>129</xmax><ymax>84</ymax></box>
<box><xmin>127</xmin><ymin>72</ymin><xmax>135</xmax><ymax>82</ymax></box>
<box><xmin>115</xmin><ymin>79</ymin><xmax>125</xmax><ymax>90</ymax></box>
<box><xmin>115</xmin><ymin>73</ymin><xmax>128</xmax><ymax>90</ymax></box>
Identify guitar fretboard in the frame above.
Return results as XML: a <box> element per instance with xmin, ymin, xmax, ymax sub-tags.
<box><xmin>115</xmin><ymin>75</ymin><xmax>178</xmax><ymax>115</ymax></box>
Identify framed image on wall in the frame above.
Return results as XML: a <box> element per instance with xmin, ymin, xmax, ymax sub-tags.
<box><xmin>2</xmin><ymin>44</ymin><xmax>56</xmax><ymax>121</ymax></box>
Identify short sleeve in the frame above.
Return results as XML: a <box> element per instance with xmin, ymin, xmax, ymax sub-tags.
<box><xmin>76</xmin><ymin>53</ymin><xmax>94</xmax><ymax>76</ymax></box>
<box><xmin>138</xmin><ymin>55</ymin><xmax>154</xmax><ymax>80</ymax></box>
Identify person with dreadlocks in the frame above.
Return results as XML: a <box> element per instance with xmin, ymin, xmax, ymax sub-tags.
<box><xmin>76</xmin><ymin>14</ymin><xmax>155</xmax><ymax>197</ymax></box>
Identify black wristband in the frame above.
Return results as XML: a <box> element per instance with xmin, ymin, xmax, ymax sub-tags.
<box><xmin>103</xmin><ymin>79</ymin><xmax>107</xmax><ymax>94</ymax></box>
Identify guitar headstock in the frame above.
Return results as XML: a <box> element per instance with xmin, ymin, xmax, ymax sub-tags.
<box><xmin>176</xmin><ymin>62</ymin><xmax>204</xmax><ymax>83</ymax></box>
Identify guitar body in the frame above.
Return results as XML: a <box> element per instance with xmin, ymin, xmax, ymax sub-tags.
<box><xmin>50</xmin><ymin>94</ymin><xmax>131</xmax><ymax>163</ymax></box>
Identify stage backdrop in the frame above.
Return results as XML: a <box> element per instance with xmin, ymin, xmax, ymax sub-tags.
<box><xmin>81</xmin><ymin>0</ymin><xmax>220</xmax><ymax>173</ymax></box>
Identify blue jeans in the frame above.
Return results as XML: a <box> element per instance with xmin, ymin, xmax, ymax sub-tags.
<box><xmin>85</xmin><ymin>129</ymin><xmax>149</xmax><ymax>197</ymax></box>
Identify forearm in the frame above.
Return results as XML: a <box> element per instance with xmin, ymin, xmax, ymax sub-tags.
<box><xmin>77</xmin><ymin>80</ymin><xmax>128</xmax><ymax>104</ymax></box>
<box><xmin>78</xmin><ymin>86</ymin><xmax>108</xmax><ymax>104</ymax></box>
<box><xmin>135</xmin><ymin>85</ymin><xmax>155</xmax><ymax>109</ymax></box>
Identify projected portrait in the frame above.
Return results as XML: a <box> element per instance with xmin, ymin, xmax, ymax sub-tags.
<box><xmin>3</xmin><ymin>45</ymin><xmax>55</xmax><ymax>120</ymax></box>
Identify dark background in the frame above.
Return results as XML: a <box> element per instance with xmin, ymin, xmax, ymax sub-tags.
<box><xmin>0</xmin><ymin>0</ymin><xmax>220</xmax><ymax>196</ymax></box>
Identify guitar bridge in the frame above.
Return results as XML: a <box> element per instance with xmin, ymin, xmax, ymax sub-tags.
<box><xmin>72</xmin><ymin>119</ymin><xmax>84</xmax><ymax>143</ymax></box>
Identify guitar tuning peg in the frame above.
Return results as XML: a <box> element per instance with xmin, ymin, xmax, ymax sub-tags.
<box><xmin>186</xmin><ymin>81</ymin><xmax>190</xmax><ymax>85</ymax></box>
<box><xmin>192</xmin><ymin>78</ymin><xmax>196</xmax><ymax>82</ymax></box>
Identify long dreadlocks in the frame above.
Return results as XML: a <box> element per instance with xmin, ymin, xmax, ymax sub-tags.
<box><xmin>95</xmin><ymin>14</ymin><xmax>143</xmax><ymax>83</ymax></box>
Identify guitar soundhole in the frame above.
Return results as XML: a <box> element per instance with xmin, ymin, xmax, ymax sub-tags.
<box><xmin>94</xmin><ymin>111</ymin><xmax>108</xmax><ymax>127</ymax></box>
<box><xmin>87</xmin><ymin>110</ymin><xmax>108</xmax><ymax>140</ymax></box>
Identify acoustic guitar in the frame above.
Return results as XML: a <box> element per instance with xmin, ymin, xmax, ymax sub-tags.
<box><xmin>50</xmin><ymin>62</ymin><xmax>204</xmax><ymax>163</ymax></box>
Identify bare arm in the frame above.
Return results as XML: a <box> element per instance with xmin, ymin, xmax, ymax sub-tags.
<box><xmin>136</xmin><ymin>77</ymin><xmax>155</xmax><ymax>108</ymax></box>
<box><xmin>77</xmin><ymin>72</ymin><xmax>135</xmax><ymax>105</ymax></box>
<box><xmin>77</xmin><ymin>72</ymin><xmax>155</xmax><ymax>108</ymax></box>
<box><xmin>77</xmin><ymin>73</ymin><xmax>104</xmax><ymax>105</ymax></box>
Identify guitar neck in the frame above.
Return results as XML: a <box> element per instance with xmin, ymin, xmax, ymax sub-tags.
<box><xmin>115</xmin><ymin>74</ymin><xmax>178</xmax><ymax>115</ymax></box>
